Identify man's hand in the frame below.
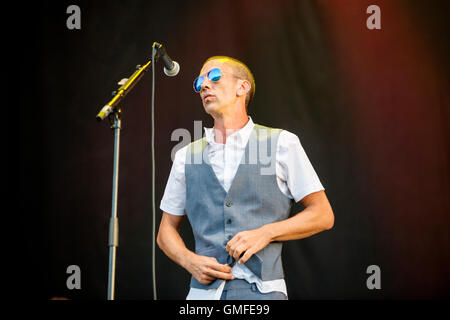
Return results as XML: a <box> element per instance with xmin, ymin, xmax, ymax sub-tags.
<box><xmin>157</xmin><ymin>213</ymin><xmax>235</xmax><ymax>285</ymax></box>
<box><xmin>185</xmin><ymin>252</ymin><xmax>235</xmax><ymax>285</ymax></box>
<box><xmin>226</xmin><ymin>227</ymin><xmax>272</xmax><ymax>265</ymax></box>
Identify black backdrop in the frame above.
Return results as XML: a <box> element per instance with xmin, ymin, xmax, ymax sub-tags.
<box><xmin>15</xmin><ymin>0</ymin><xmax>449</xmax><ymax>300</ymax></box>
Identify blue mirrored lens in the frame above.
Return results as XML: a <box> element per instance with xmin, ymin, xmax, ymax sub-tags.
<box><xmin>193</xmin><ymin>68</ymin><xmax>222</xmax><ymax>92</ymax></box>
<box><xmin>208</xmin><ymin>68</ymin><xmax>221</xmax><ymax>82</ymax></box>
<box><xmin>194</xmin><ymin>75</ymin><xmax>204</xmax><ymax>92</ymax></box>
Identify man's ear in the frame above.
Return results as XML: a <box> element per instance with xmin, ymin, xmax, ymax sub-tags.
<box><xmin>236</xmin><ymin>80</ymin><xmax>251</xmax><ymax>97</ymax></box>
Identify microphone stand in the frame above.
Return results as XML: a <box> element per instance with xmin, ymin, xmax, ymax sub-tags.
<box><xmin>97</xmin><ymin>57</ymin><xmax>154</xmax><ymax>300</ymax></box>
<box><xmin>97</xmin><ymin>42</ymin><xmax>177</xmax><ymax>300</ymax></box>
<box><xmin>107</xmin><ymin>107</ymin><xmax>121</xmax><ymax>301</ymax></box>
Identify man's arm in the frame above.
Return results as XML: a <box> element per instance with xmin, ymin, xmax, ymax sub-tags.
<box><xmin>226</xmin><ymin>190</ymin><xmax>334</xmax><ymax>264</ymax></box>
<box><xmin>157</xmin><ymin>212</ymin><xmax>234</xmax><ymax>285</ymax></box>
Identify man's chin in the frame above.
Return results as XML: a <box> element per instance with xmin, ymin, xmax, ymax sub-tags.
<box><xmin>203</xmin><ymin>102</ymin><xmax>217</xmax><ymax>114</ymax></box>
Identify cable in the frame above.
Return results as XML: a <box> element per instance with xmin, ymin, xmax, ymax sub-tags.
<box><xmin>151</xmin><ymin>44</ymin><xmax>157</xmax><ymax>300</ymax></box>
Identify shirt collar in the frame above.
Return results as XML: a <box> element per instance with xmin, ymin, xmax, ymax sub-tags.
<box><xmin>204</xmin><ymin>116</ymin><xmax>255</xmax><ymax>146</ymax></box>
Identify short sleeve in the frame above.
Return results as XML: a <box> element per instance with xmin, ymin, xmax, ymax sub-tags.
<box><xmin>159</xmin><ymin>145</ymin><xmax>188</xmax><ymax>215</ymax></box>
<box><xmin>276</xmin><ymin>130</ymin><xmax>325</xmax><ymax>202</ymax></box>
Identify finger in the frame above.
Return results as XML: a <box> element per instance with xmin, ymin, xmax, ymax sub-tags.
<box><xmin>198</xmin><ymin>274</ymin><xmax>215</xmax><ymax>284</ymax></box>
<box><xmin>225</xmin><ymin>239</ymin><xmax>234</xmax><ymax>253</ymax></box>
<box><xmin>208</xmin><ymin>260</ymin><xmax>232</xmax><ymax>273</ymax></box>
<box><xmin>206</xmin><ymin>269</ymin><xmax>235</xmax><ymax>280</ymax></box>
<box><xmin>228</xmin><ymin>246</ymin><xmax>240</xmax><ymax>261</ymax></box>
<box><xmin>232</xmin><ymin>245</ymin><xmax>246</xmax><ymax>261</ymax></box>
<box><xmin>226</xmin><ymin>233</ymin><xmax>241</xmax><ymax>251</ymax></box>
<box><xmin>226</xmin><ymin>238</ymin><xmax>242</xmax><ymax>257</ymax></box>
<box><xmin>220</xmin><ymin>264</ymin><xmax>233</xmax><ymax>273</ymax></box>
<box><xmin>238</xmin><ymin>249</ymin><xmax>255</xmax><ymax>264</ymax></box>
<box><xmin>209</xmin><ymin>264</ymin><xmax>232</xmax><ymax>274</ymax></box>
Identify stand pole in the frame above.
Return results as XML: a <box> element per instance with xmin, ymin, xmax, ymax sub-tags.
<box><xmin>107</xmin><ymin>108</ymin><xmax>121</xmax><ymax>300</ymax></box>
<box><xmin>97</xmin><ymin>43</ymin><xmax>166</xmax><ymax>300</ymax></box>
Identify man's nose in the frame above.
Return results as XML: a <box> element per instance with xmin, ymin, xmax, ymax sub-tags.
<box><xmin>201</xmin><ymin>79</ymin><xmax>211</xmax><ymax>92</ymax></box>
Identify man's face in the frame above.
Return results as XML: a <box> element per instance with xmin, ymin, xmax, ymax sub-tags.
<box><xmin>198</xmin><ymin>60</ymin><xmax>239</xmax><ymax>116</ymax></box>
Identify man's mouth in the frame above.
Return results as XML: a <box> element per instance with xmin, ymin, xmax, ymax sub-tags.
<box><xmin>202</xmin><ymin>94</ymin><xmax>215</xmax><ymax>101</ymax></box>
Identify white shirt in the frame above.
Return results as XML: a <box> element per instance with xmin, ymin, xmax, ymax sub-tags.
<box><xmin>160</xmin><ymin>117</ymin><xmax>325</xmax><ymax>299</ymax></box>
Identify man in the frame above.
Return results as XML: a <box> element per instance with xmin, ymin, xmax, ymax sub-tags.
<box><xmin>157</xmin><ymin>56</ymin><xmax>334</xmax><ymax>300</ymax></box>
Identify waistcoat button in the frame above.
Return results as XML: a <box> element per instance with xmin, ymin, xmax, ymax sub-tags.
<box><xmin>226</xmin><ymin>219</ymin><xmax>232</xmax><ymax>224</ymax></box>
<box><xmin>225</xmin><ymin>201</ymin><xmax>233</xmax><ymax>207</ymax></box>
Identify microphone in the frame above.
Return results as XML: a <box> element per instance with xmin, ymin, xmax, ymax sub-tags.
<box><xmin>153</xmin><ymin>42</ymin><xmax>180</xmax><ymax>77</ymax></box>
<box><xmin>96</xmin><ymin>42</ymin><xmax>179</xmax><ymax>121</ymax></box>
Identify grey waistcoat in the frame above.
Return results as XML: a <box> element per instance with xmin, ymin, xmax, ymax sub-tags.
<box><xmin>185</xmin><ymin>124</ymin><xmax>294</xmax><ymax>289</ymax></box>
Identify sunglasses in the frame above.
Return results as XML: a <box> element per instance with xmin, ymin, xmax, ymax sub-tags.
<box><xmin>193</xmin><ymin>67</ymin><xmax>223</xmax><ymax>93</ymax></box>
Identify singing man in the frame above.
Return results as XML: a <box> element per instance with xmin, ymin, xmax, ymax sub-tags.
<box><xmin>157</xmin><ymin>56</ymin><xmax>334</xmax><ymax>300</ymax></box>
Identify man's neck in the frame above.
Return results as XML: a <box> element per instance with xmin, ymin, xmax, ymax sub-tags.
<box><xmin>213</xmin><ymin>113</ymin><xmax>249</xmax><ymax>144</ymax></box>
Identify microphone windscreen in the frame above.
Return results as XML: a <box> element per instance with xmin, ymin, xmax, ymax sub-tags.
<box><xmin>164</xmin><ymin>61</ymin><xmax>180</xmax><ymax>77</ymax></box>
